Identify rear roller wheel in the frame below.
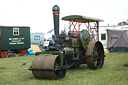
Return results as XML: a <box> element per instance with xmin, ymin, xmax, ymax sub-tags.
<box><xmin>32</xmin><ymin>55</ymin><xmax>66</xmax><ymax>79</ymax></box>
<box><xmin>86</xmin><ymin>41</ymin><xmax>104</xmax><ymax>69</ymax></box>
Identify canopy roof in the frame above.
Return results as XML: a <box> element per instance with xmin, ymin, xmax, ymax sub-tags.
<box><xmin>62</xmin><ymin>15</ymin><xmax>104</xmax><ymax>23</ymax></box>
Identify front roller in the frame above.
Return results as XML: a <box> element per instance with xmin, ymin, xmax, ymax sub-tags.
<box><xmin>30</xmin><ymin>55</ymin><xmax>66</xmax><ymax>79</ymax></box>
<box><xmin>85</xmin><ymin>41</ymin><xmax>105</xmax><ymax>69</ymax></box>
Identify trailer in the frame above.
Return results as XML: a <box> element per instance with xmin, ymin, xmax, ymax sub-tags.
<box><xmin>30</xmin><ymin>33</ymin><xmax>44</xmax><ymax>46</ymax></box>
<box><xmin>0</xmin><ymin>26</ymin><xmax>30</xmax><ymax>58</ymax></box>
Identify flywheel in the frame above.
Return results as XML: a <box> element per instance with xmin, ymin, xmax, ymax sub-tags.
<box><xmin>31</xmin><ymin>55</ymin><xmax>66</xmax><ymax>79</ymax></box>
<box><xmin>85</xmin><ymin>41</ymin><xmax>104</xmax><ymax>69</ymax></box>
<box><xmin>80</xmin><ymin>30</ymin><xmax>90</xmax><ymax>49</ymax></box>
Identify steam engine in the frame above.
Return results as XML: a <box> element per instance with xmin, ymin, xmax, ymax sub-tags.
<box><xmin>29</xmin><ymin>5</ymin><xmax>105</xmax><ymax>79</ymax></box>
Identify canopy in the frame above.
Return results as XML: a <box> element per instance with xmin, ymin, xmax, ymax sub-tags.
<box><xmin>62</xmin><ymin>15</ymin><xmax>104</xmax><ymax>23</ymax></box>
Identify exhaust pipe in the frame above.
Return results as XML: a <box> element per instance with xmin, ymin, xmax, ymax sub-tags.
<box><xmin>52</xmin><ymin>5</ymin><xmax>60</xmax><ymax>35</ymax></box>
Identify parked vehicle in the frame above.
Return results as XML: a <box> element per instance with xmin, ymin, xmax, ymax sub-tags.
<box><xmin>0</xmin><ymin>26</ymin><xmax>30</xmax><ymax>58</ymax></box>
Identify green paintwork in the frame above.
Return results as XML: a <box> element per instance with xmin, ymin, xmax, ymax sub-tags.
<box><xmin>0</xmin><ymin>26</ymin><xmax>30</xmax><ymax>50</ymax></box>
<box><xmin>63</xmin><ymin>47</ymin><xmax>74</xmax><ymax>56</ymax></box>
<box><xmin>70</xmin><ymin>38</ymin><xmax>80</xmax><ymax>48</ymax></box>
<box><xmin>80</xmin><ymin>30</ymin><xmax>90</xmax><ymax>49</ymax></box>
<box><xmin>62</xmin><ymin>15</ymin><xmax>104</xmax><ymax>23</ymax></box>
<box><xmin>59</xmin><ymin>51</ymin><xmax>64</xmax><ymax>66</ymax></box>
<box><xmin>65</xmin><ymin>35</ymin><xmax>70</xmax><ymax>46</ymax></box>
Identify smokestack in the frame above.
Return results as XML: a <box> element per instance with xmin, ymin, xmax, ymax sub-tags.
<box><xmin>52</xmin><ymin>5</ymin><xmax>60</xmax><ymax>35</ymax></box>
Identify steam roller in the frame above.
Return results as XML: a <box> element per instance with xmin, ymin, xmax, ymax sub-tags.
<box><xmin>29</xmin><ymin>5</ymin><xmax>105</xmax><ymax>79</ymax></box>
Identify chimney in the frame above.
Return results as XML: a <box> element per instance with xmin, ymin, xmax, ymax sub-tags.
<box><xmin>52</xmin><ymin>5</ymin><xmax>60</xmax><ymax>35</ymax></box>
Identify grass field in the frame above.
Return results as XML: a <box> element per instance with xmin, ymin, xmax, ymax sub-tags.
<box><xmin>0</xmin><ymin>53</ymin><xmax>128</xmax><ymax>85</ymax></box>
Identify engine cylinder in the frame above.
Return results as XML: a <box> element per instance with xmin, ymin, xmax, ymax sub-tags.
<box><xmin>63</xmin><ymin>47</ymin><xmax>74</xmax><ymax>56</ymax></box>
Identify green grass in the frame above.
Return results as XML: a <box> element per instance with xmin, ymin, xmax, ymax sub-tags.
<box><xmin>0</xmin><ymin>53</ymin><xmax>128</xmax><ymax>85</ymax></box>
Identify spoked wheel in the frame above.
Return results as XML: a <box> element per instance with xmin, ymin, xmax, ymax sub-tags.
<box><xmin>1</xmin><ymin>51</ymin><xmax>9</xmax><ymax>58</ymax></box>
<box><xmin>86</xmin><ymin>41</ymin><xmax>104</xmax><ymax>69</ymax></box>
<box><xmin>20</xmin><ymin>49</ymin><xmax>27</xmax><ymax>56</ymax></box>
<box><xmin>32</xmin><ymin>55</ymin><xmax>66</xmax><ymax>79</ymax></box>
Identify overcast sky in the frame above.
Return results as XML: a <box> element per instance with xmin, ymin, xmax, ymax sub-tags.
<box><xmin>0</xmin><ymin>0</ymin><xmax>128</xmax><ymax>33</ymax></box>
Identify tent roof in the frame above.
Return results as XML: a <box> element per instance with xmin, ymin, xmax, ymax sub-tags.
<box><xmin>107</xmin><ymin>29</ymin><xmax>128</xmax><ymax>31</ymax></box>
<box><xmin>62</xmin><ymin>15</ymin><xmax>104</xmax><ymax>23</ymax></box>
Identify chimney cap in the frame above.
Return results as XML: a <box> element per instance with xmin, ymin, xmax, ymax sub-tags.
<box><xmin>52</xmin><ymin>5</ymin><xmax>60</xmax><ymax>12</ymax></box>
